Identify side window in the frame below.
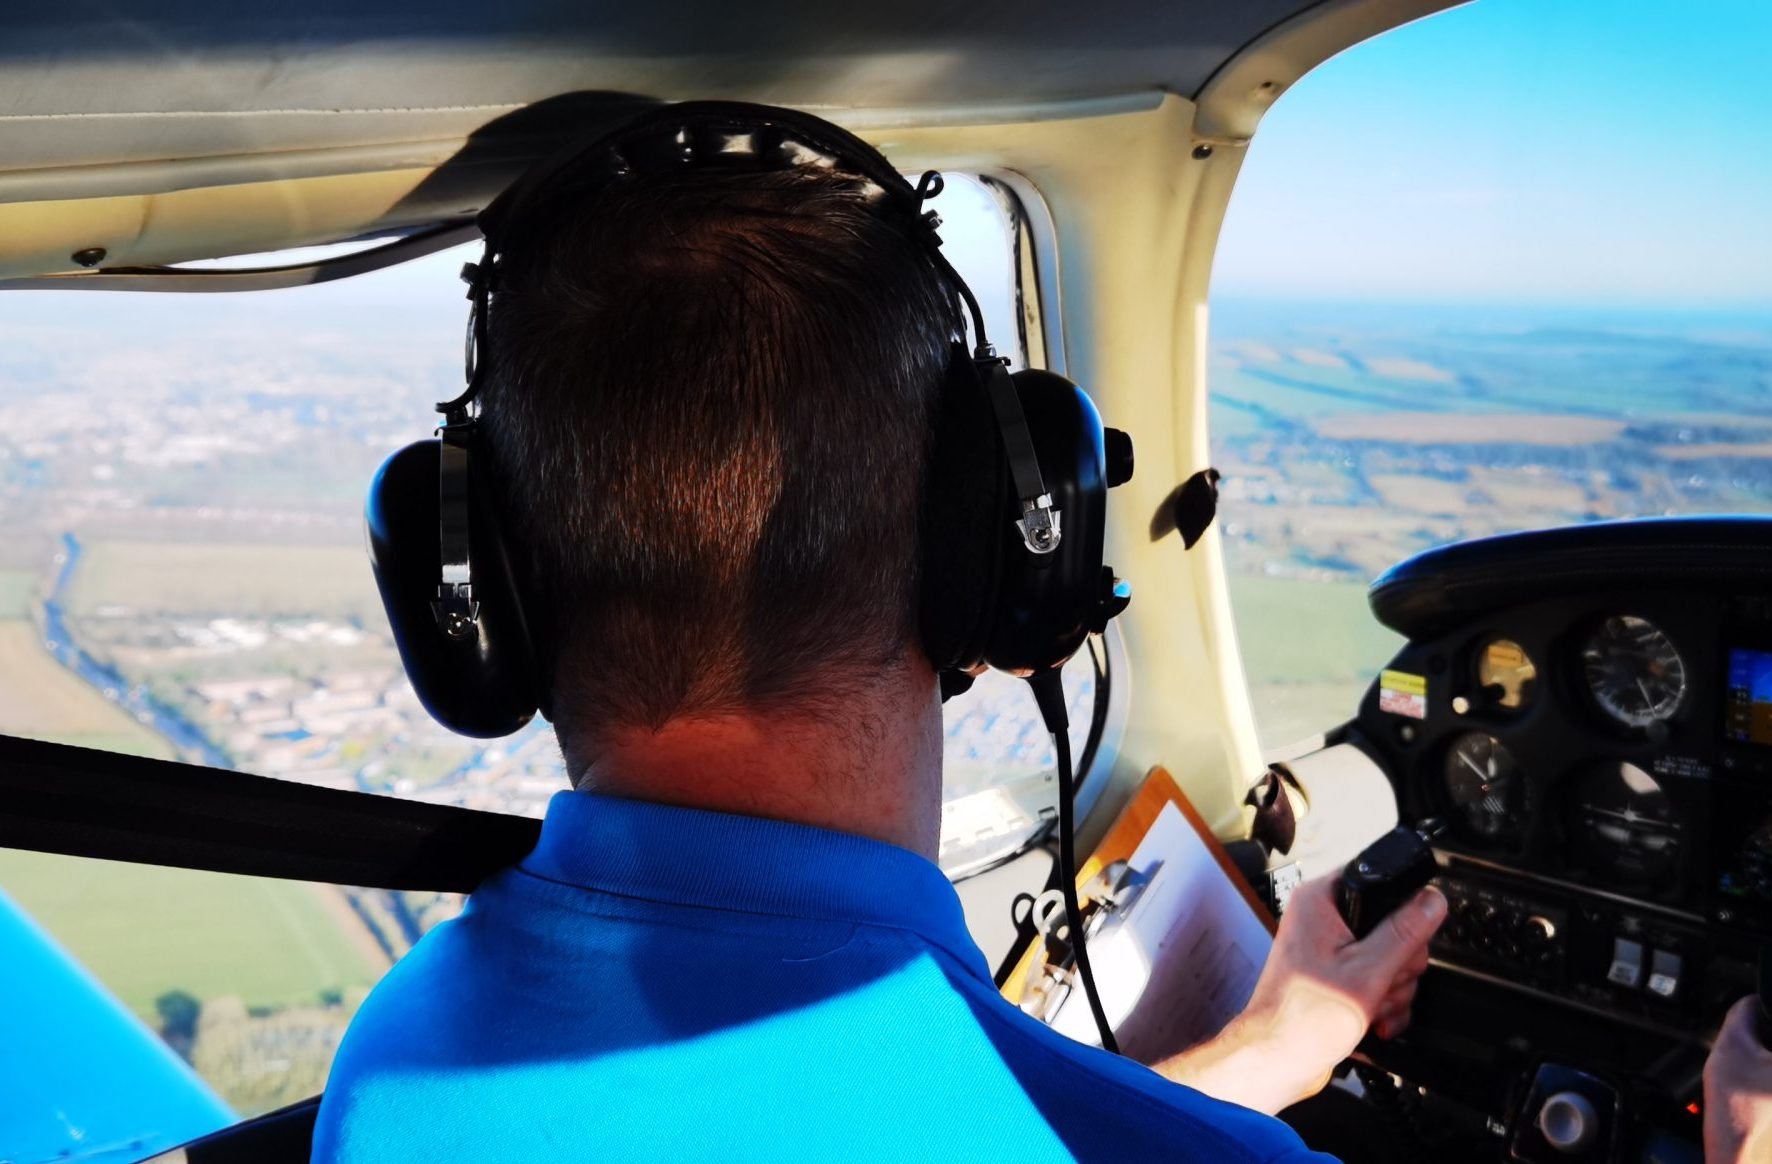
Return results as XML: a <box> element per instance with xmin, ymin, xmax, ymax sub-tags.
<box><xmin>1210</xmin><ymin>1</ymin><xmax>1772</xmax><ymax>751</ymax></box>
<box><xmin>0</xmin><ymin>170</ymin><xmax>1088</xmax><ymax>1144</ymax></box>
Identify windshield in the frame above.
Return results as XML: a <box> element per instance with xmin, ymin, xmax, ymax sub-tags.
<box><xmin>1210</xmin><ymin>0</ymin><xmax>1772</xmax><ymax>751</ymax></box>
<box><xmin>0</xmin><ymin>172</ymin><xmax>1100</xmax><ymax>1129</ymax></box>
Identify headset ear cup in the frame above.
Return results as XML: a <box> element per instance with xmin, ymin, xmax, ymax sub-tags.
<box><xmin>919</xmin><ymin>344</ymin><xmax>1010</xmax><ymax>673</ymax></box>
<box><xmin>983</xmin><ymin>369</ymin><xmax>1111</xmax><ymax>677</ymax></box>
<box><xmin>366</xmin><ymin>440</ymin><xmax>540</xmax><ymax>737</ymax></box>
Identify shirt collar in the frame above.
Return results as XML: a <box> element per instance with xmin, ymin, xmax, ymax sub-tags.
<box><xmin>521</xmin><ymin>790</ymin><xmax>992</xmax><ymax>982</ymax></box>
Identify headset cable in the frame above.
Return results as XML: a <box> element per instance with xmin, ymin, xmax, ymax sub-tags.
<box><xmin>1027</xmin><ymin>669</ymin><xmax>1119</xmax><ymax>1055</ymax></box>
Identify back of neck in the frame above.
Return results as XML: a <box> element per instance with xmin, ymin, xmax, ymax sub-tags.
<box><xmin>562</xmin><ymin>675</ymin><xmax>944</xmax><ymax>860</ymax></box>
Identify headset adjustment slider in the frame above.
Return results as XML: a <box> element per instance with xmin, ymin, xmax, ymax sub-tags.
<box><xmin>1016</xmin><ymin>494</ymin><xmax>1062</xmax><ymax>555</ymax></box>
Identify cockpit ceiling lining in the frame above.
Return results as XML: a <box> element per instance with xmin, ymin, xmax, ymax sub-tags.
<box><xmin>0</xmin><ymin>0</ymin><xmax>1334</xmax><ymax>276</ymax></box>
<box><xmin>0</xmin><ymin>0</ymin><xmax>1320</xmax><ymax>181</ymax></box>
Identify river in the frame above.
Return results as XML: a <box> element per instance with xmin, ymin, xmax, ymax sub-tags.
<box><xmin>41</xmin><ymin>532</ymin><xmax>232</xmax><ymax>769</ymax></box>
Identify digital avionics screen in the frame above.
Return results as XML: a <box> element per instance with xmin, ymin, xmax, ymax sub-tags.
<box><xmin>1725</xmin><ymin>648</ymin><xmax>1772</xmax><ymax>746</ymax></box>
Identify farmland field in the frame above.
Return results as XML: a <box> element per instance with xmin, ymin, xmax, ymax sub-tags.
<box><xmin>1226</xmin><ymin>576</ymin><xmax>1404</xmax><ymax>748</ymax></box>
<box><xmin>0</xmin><ymin>569</ymin><xmax>33</xmax><ymax>618</ymax></box>
<box><xmin>65</xmin><ymin>541</ymin><xmax>383</xmax><ymax>621</ymax></box>
<box><xmin>0</xmin><ymin>848</ymin><xmax>387</xmax><ymax>1022</ymax></box>
<box><xmin>0</xmin><ymin>620</ymin><xmax>172</xmax><ymax>757</ymax></box>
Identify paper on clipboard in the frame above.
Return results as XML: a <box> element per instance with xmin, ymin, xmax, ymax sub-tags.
<box><xmin>1025</xmin><ymin>770</ymin><xmax>1274</xmax><ymax>1063</ymax></box>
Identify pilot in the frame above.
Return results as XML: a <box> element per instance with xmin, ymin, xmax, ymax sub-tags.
<box><xmin>309</xmin><ymin>107</ymin><xmax>1765</xmax><ymax>1161</ymax></box>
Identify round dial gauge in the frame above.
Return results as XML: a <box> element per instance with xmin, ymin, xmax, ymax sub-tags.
<box><xmin>1571</xmin><ymin>761</ymin><xmax>1681</xmax><ymax>888</ymax></box>
<box><xmin>1477</xmin><ymin>638</ymin><xmax>1537</xmax><ymax>711</ymax></box>
<box><xmin>1582</xmin><ymin>616</ymin><xmax>1686</xmax><ymax>729</ymax></box>
<box><xmin>1443</xmin><ymin>732</ymin><xmax>1524</xmax><ymax>842</ymax></box>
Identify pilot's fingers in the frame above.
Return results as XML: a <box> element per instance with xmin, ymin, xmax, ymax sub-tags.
<box><xmin>1717</xmin><ymin>997</ymin><xmax>1767</xmax><ymax>1051</ymax></box>
<box><xmin>1356</xmin><ymin>887</ymin><xmax>1447</xmax><ymax>979</ymax></box>
<box><xmin>1374</xmin><ymin>1003</ymin><xmax>1415</xmax><ymax>1041</ymax></box>
<box><xmin>1709</xmin><ymin>996</ymin><xmax>1772</xmax><ymax>1076</ymax></box>
<box><xmin>1380</xmin><ymin>975</ymin><xmax>1419</xmax><ymax>1006</ymax></box>
<box><xmin>1380</xmin><ymin>940</ymin><xmax>1432</xmax><ymax>990</ymax></box>
<box><xmin>1377</xmin><ymin>978</ymin><xmax>1419</xmax><ymax>1019</ymax></box>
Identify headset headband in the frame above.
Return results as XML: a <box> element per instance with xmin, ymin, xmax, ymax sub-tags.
<box><xmin>427</xmin><ymin>100</ymin><xmax>1061</xmax><ymax>640</ymax></box>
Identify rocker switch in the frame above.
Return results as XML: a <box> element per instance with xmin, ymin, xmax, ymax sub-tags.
<box><xmin>1607</xmin><ymin>938</ymin><xmax>1643</xmax><ymax>989</ymax></box>
<box><xmin>1647</xmin><ymin>949</ymin><xmax>1681</xmax><ymax>999</ymax></box>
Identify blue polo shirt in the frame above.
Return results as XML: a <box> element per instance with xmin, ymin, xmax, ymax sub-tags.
<box><xmin>312</xmin><ymin>791</ymin><xmax>1332</xmax><ymax>1162</ymax></box>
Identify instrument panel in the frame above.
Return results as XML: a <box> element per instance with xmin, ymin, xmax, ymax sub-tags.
<box><xmin>1351</xmin><ymin>587</ymin><xmax>1772</xmax><ymax>1039</ymax></box>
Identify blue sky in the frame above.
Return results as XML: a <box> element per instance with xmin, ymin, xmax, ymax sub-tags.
<box><xmin>1212</xmin><ymin>0</ymin><xmax>1772</xmax><ymax>307</ymax></box>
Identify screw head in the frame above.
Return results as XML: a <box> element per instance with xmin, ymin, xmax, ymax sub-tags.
<box><xmin>1191</xmin><ymin>144</ymin><xmax>1213</xmax><ymax>160</ymax></box>
<box><xmin>71</xmin><ymin>247</ymin><xmax>107</xmax><ymax>268</ymax></box>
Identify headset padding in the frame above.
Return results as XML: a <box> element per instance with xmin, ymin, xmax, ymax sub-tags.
<box><xmin>479</xmin><ymin>100</ymin><xmax>932</xmax><ymax>271</ymax></box>
<box><xmin>919</xmin><ymin>345</ymin><xmax>1010</xmax><ymax>672</ymax></box>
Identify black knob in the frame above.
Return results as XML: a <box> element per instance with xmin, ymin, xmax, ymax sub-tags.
<box><xmin>1538</xmin><ymin>1091</ymin><xmax>1600</xmax><ymax>1153</ymax></box>
<box><xmin>1103</xmin><ymin>428</ymin><xmax>1134</xmax><ymax>488</ymax></box>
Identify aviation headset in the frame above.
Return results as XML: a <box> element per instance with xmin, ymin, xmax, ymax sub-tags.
<box><xmin>366</xmin><ymin>100</ymin><xmax>1135</xmax><ymax>738</ymax></box>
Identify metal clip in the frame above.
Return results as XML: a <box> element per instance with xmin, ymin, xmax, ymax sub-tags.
<box><xmin>432</xmin><ymin>591</ymin><xmax>481</xmax><ymax>640</ymax></box>
<box><xmin>1015</xmin><ymin>494</ymin><xmax>1062</xmax><ymax>555</ymax></box>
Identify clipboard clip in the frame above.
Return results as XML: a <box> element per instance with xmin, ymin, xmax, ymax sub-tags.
<box><xmin>1012</xmin><ymin>860</ymin><xmax>1160</xmax><ymax>1021</ymax></box>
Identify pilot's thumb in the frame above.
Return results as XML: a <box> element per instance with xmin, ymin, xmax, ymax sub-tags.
<box><xmin>1357</xmin><ymin>887</ymin><xmax>1447</xmax><ymax>975</ymax></box>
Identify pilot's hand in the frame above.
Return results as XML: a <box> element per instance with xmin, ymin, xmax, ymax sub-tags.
<box><xmin>1703</xmin><ymin>997</ymin><xmax>1772</xmax><ymax>1163</ymax></box>
<box><xmin>1156</xmin><ymin>874</ymin><xmax>1445</xmax><ymax>1115</ymax></box>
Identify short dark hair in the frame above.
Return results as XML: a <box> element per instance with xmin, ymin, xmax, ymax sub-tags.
<box><xmin>479</xmin><ymin>164</ymin><xmax>960</xmax><ymax>731</ymax></box>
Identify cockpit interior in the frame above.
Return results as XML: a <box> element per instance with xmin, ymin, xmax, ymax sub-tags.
<box><xmin>3</xmin><ymin>1</ymin><xmax>1771</xmax><ymax>1162</ymax></box>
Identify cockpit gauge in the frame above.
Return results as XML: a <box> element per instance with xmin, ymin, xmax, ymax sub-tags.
<box><xmin>1570</xmin><ymin>761</ymin><xmax>1681</xmax><ymax>889</ymax></box>
<box><xmin>1476</xmin><ymin>638</ymin><xmax>1536</xmax><ymax>711</ymax></box>
<box><xmin>1443</xmin><ymin>732</ymin><xmax>1525</xmax><ymax>843</ymax></box>
<box><xmin>1582</xmin><ymin>616</ymin><xmax>1686</xmax><ymax>729</ymax></box>
<box><xmin>1718</xmin><ymin>816</ymin><xmax>1772</xmax><ymax>907</ymax></box>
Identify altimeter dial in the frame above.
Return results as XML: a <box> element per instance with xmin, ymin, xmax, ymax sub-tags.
<box><xmin>1582</xmin><ymin>616</ymin><xmax>1686</xmax><ymax>729</ymax></box>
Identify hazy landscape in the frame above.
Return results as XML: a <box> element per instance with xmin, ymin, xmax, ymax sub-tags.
<box><xmin>1210</xmin><ymin>299</ymin><xmax>1772</xmax><ymax>746</ymax></box>
<box><xmin>0</xmin><ymin>288</ymin><xmax>1085</xmax><ymax>1114</ymax></box>
<box><xmin>2</xmin><ymin>286</ymin><xmax>1769</xmax><ymax>1114</ymax></box>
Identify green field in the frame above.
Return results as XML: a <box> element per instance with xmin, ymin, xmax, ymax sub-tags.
<box><xmin>0</xmin><ymin>620</ymin><xmax>174</xmax><ymax>758</ymax></box>
<box><xmin>1227</xmin><ymin>575</ymin><xmax>1404</xmax><ymax>749</ymax></box>
<box><xmin>0</xmin><ymin>569</ymin><xmax>34</xmax><ymax>619</ymax></box>
<box><xmin>66</xmin><ymin>540</ymin><xmax>383</xmax><ymax>621</ymax></box>
<box><xmin>0</xmin><ymin>848</ymin><xmax>385</xmax><ymax>1022</ymax></box>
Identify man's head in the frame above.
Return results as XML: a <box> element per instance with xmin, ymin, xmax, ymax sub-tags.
<box><xmin>478</xmin><ymin>161</ymin><xmax>960</xmax><ymax>738</ymax></box>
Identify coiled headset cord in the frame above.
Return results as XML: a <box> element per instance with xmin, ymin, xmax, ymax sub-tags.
<box><xmin>1027</xmin><ymin>669</ymin><xmax>1120</xmax><ymax>1055</ymax></box>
